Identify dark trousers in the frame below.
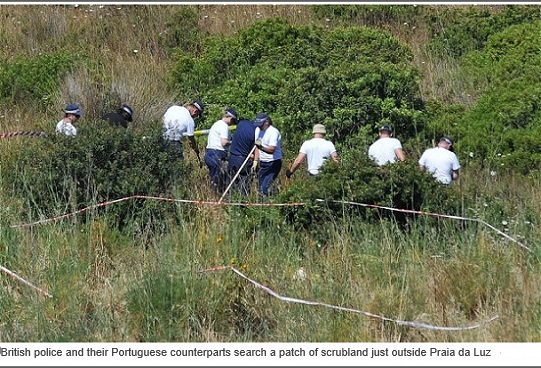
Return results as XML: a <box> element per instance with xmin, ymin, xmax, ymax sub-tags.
<box><xmin>258</xmin><ymin>159</ymin><xmax>282</xmax><ymax>196</ymax></box>
<box><xmin>205</xmin><ymin>149</ymin><xmax>228</xmax><ymax>193</ymax></box>
<box><xmin>228</xmin><ymin>154</ymin><xmax>254</xmax><ymax>196</ymax></box>
<box><xmin>163</xmin><ymin>140</ymin><xmax>184</xmax><ymax>160</ymax></box>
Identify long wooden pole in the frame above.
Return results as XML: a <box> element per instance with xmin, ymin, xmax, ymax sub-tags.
<box><xmin>218</xmin><ymin>145</ymin><xmax>257</xmax><ymax>203</ymax></box>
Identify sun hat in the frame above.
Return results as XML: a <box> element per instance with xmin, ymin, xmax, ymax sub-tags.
<box><xmin>121</xmin><ymin>104</ymin><xmax>134</xmax><ymax>122</ymax></box>
<box><xmin>379</xmin><ymin>125</ymin><xmax>393</xmax><ymax>133</ymax></box>
<box><xmin>440</xmin><ymin>135</ymin><xmax>454</xmax><ymax>145</ymax></box>
<box><xmin>64</xmin><ymin>103</ymin><xmax>82</xmax><ymax>117</ymax></box>
<box><xmin>254</xmin><ymin>112</ymin><xmax>271</xmax><ymax>127</ymax></box>
<box><xmin>192</xmin><ymin>100</ymin><xmax>204</xmax><ymax>115</ymax></box>
<box><xmin>312</xmin><ymin>124</ymin><xmax>326</xmax><ymax>134</ymax></box>
<box><xmin>224</xmin><ymin>107</ymin><xmax>238</xmax><ymax>121</ymax></box>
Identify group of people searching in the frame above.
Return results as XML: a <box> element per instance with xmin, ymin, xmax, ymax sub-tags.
<box><xmin>55</xmin><ymin>100</ymin><xmax>461</xmax><ymax>200</ymax></box>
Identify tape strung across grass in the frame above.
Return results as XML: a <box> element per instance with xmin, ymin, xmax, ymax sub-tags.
<box><xmin>0</xmin><ymin>130</ymin><xmax>46</xmax><ymax>139</ymax></box>
<box><xmin>199</xmin><ymin>265</ymin><xmax>499</xmax><ymax>331</ymax></box>
<box><xmin>316</xmin><ymin>199</ymin><xmax>532</xmax><ymax>252</ymax></box>
<box><xmin>0</xmin><ymin>265</ymin><xmax>52</xmax><ymax>298</ymax></box>
<box><xmin>10</xmin><ymin>195</ymin><xmax>530</xmax><ymax>251</ymax></box>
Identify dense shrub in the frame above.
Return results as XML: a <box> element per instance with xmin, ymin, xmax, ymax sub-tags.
<box><xmin>171</xmin><ymin>18</ymin><xmax>424</xmax><ymax>151</ymax></box>
<box><xmin>163</xmin><ymin>7</ymin><xmax>207</xmax><ymax>55</ymax></box>
<box><xmin>0</xmin><ymin>51</ymin><xmax>83</xmax><ymax>107</ymax></box>
<box><xmin>3</xmin><ymin>121</ymin><xmax>189</xmax><ymax>230</ymax></box>
<box><xmin>310</xmin><ymin>4</ymin><xmax>423</xmax><ymax>27</ymax></box>
<box><xmin>426</xmin><ymin>5</ymin><xmax>541</xmax><ymax>59</ymax></box>
<box><xmin>277</xmin><ymin>148</ymin><xmax>461</xmax><ymax>231</ymax></box>
<box><xmin>456</xmin><ymin>22</ymin><xmax>541</xmax><ymax>173</ymax></box>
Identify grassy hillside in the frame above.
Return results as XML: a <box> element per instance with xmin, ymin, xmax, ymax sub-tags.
<box><xmin>0</xmin><ymin>4</ymin><xmax>540</xmax><ymax>343</ymax></box>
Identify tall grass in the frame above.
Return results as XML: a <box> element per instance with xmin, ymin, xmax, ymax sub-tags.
<box><xmin>0</xmin><ymin>4</ymin><xmax>539</xmax><ymax>342</ymax></box>
<box><xmin>1</xmin><ymin>174</ymin><xmax>539</xmax><ymax>342</ymax></box>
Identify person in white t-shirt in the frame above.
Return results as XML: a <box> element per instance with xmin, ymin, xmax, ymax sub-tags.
<box><xmin>286</xmin><ymin>124</ymin><xmax>339</xmax><ymax>178</ymax></box>
<box><xmin>253</xmin><ymin>112</ymin><xmax>282</xmax><ymax>199</ymax></box>
<box><xmin>204</xmin><ymin>107</ymin><xmax>238</xmax><ymax>193</ymax></box>
<box><xmin>419</xmin><ymin>136</ymin><xmax>461</xmax><ymax>185</ymax></box>
<box><xmin>56</xmin><ymin>103</ymin><xmax>82</xmax><ymax>137</ymax></box>
<box><xmin>162</xmin><ymin>99</ymin><xmax>204</xmax><ymax>160</ymax></box>
<box><xmin>368</xmin><ymin>125</ymin><xmax>405</xmax><ymax>166</ymax></box>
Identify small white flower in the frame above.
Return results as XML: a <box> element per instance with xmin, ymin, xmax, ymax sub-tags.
<box><xmin>497</xmin><ymin>153</ymin><xmax>502</xmax><ymax>157</ymax></box>
<box><xmin>294</xmin><ymin>268</ymin><xmax>306</xmax><ymax>281</ymax></box>
<box><xmin>133</xmin><ymin>49</ymin><xmax>139</xmax><ymax>54</ymax></box>
<box><xmin>502</xmin><ymin>220</ymin><xmax>508</xmax><ymax>226</ymax></box>
<box><xmin>469</xmin><ymin>152</ymin><xmax>474</xmax><ymax>158</ymax></box>
<box><xmin>325</xmin><ymin>18</ymin><xmax>330</xmax><ymax>22</ymax></box>
<box><xmin>490</xmin><ymin>171</ymin><xmax>496</xmax><ymax>176</ymax></box>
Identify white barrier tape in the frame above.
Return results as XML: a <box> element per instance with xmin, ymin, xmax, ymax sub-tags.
<box><xmin>10</xmin><ymin>195</ymin><xmax>305</xmax><ymax>228</ymax></box>
<box><xmin>11</xmin><ymin>195</ymin><xmax>533</xmax><ymax>253</ymax></box>
<box><xmin>316</xmin><ymin>199</ymin><xmax>532</xmax><ymax>252</ymax></box>
<box><xmin>0</xmin><ymin>265</ymin><xmax>52</xmax><ymax>298</ymax></box>
<box><xmin>199</xmin><ymin>265</ymin><xmax>499</xmax><ymax>331</ymax></box>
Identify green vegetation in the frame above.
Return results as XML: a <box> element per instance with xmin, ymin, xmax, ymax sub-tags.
<box><xmin>0</xmin><ymin>4</ymin><xmax>540</xmax><ymax>343</ymax></box>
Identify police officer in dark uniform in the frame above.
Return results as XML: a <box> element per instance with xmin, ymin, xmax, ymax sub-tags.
<box><xmin>101</xmin><ymin>104</ymin><xmax>134</xmax><ymax>128</ymax></box>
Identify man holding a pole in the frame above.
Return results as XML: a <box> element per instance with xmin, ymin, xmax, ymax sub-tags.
<box><xmin>226</xmin><ymin>117</ymin><xmax>260</xmax><ymax>196</ymax></box>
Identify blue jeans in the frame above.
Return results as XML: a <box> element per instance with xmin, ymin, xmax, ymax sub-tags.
<box><xmin>258</xmin><ymin>159</ymin><xmax>282</xmax><ymax>197</ymax></box>
<box><xmin>228</xmin><ymin>154</ymin><xmax>253</xmax><ymax>196</ymax></box>
<box><xmin>205</xmin><ymin>149</ymin><xmax>228</xmax><ymax>192</ymax></box>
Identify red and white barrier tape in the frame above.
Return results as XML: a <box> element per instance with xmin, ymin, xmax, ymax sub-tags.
<box><xmin>316</xmin><ymin>199</ymin><xmax>532</xmax><ymax>252</ymax></box>
<box><xmin>10</xmin><ymin>194</ymin><xmax>305</xmax><ymax>228</ymax></box>
<box><xmin>0</xmin><ymin>130</ymin><xmax>46</xmax><ymax>139</ymax></box>
<box><xmin>0</xmin><ymin>265</ymin><xmax>52</xmax><ymax>298</ymax></box>
<box><xmin>199</xmin><ymin>265</ymin><xmax>499</xmax><ymax>331</ymax></box>
<box><xmin>10</xmin><ymin>195</ymin><xmax>531</xmax><ymax>252</ymax></box>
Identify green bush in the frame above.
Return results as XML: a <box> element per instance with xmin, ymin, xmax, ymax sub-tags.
<box><xmin>0</xmin><ymin>51</ymin><xmax>83</xmax><ymax>107</ymax></box>
<box><xmin>163</xmin><ymin>7</ymin><xmax>207</xmax><ymax>55</ymax></box>
<box><xmin>310</xmin><ymin>5</ymin><xmax>423</xmax><ymax>26</ymax></box>
<box><xmin>277</xmin><ymin>149</ymin><xmax>461</xmax><ymax>231</ymax></box>
<box><xmin>3</xmin><ymin>121</ymin><xmax>189</xmax><ymax>230</ymax></box>
<box><xmin>171</xmin><ymin>18</ymin><xmax>424</xmax><ymax>151</ymax></box>
<box><xmin>426</xmin><ymin>5</ymin><xmax>541</xmax><ymax>59</ymax></box>
<box><xmin>456</xmin><ymin>21</ymin><xmax>541</xmax><ymax>172</ymax></box>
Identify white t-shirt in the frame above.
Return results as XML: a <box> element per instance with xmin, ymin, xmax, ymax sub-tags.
<box><xmin>368</xmin><ymin>137</ymin><xmax>402</xmax><ymax>166</ymax></box>
<box><xmin>56</xmin><ymin>120</ymin><xmax>77</xmax><ymax>136</ymax></box>
<box><xmin>418</xmin><ymin>147</ymin><xmax>461</xmax><ymax>184</ymax></box>
<box><xmin>255</xmin><ymin>125</ymin><xmax>282</xmax><ymax>162</ymax></box>
<box><xmin>162</xmin><ymin>105</ymin><xmax>195</xmax><ymax>141</ymax></box>
<box><xmin>299</xmin><ymin>137</ymin><xmax>337</xmax><ymax>175</ymax></box>
<box><xmin>206</xmin><ymin>119</ymin><xmax>230</xmax><ymax>151</ymax></box>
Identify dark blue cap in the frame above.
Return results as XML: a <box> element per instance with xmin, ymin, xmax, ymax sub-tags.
<box><xmin>64</xmin><ymin>103</ymin><xmax>82</xmax><ymax>117</ymax></box>
<box><xmin>254</xmin><ymin>112</ymin><xmax>270</xmax><ymax>127</ymax></box>
<box><xmin>440</xmin><ymin>135</ymin><xmax>454</xmax><ymax>145</ymax></box>
<box><xmin>224</xmin><ymin>107</ymin><xmax>238</xmax><ymax>121</ymax></box>
<box><xmin>379</xmin><ymin>125</ymin><xmax>393</xmax><ymax>133</ymax></box>
<box><xmin>192</xmin><ymin>100</ymin><xmax>204</xmax><ymax>115</ymax></box>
